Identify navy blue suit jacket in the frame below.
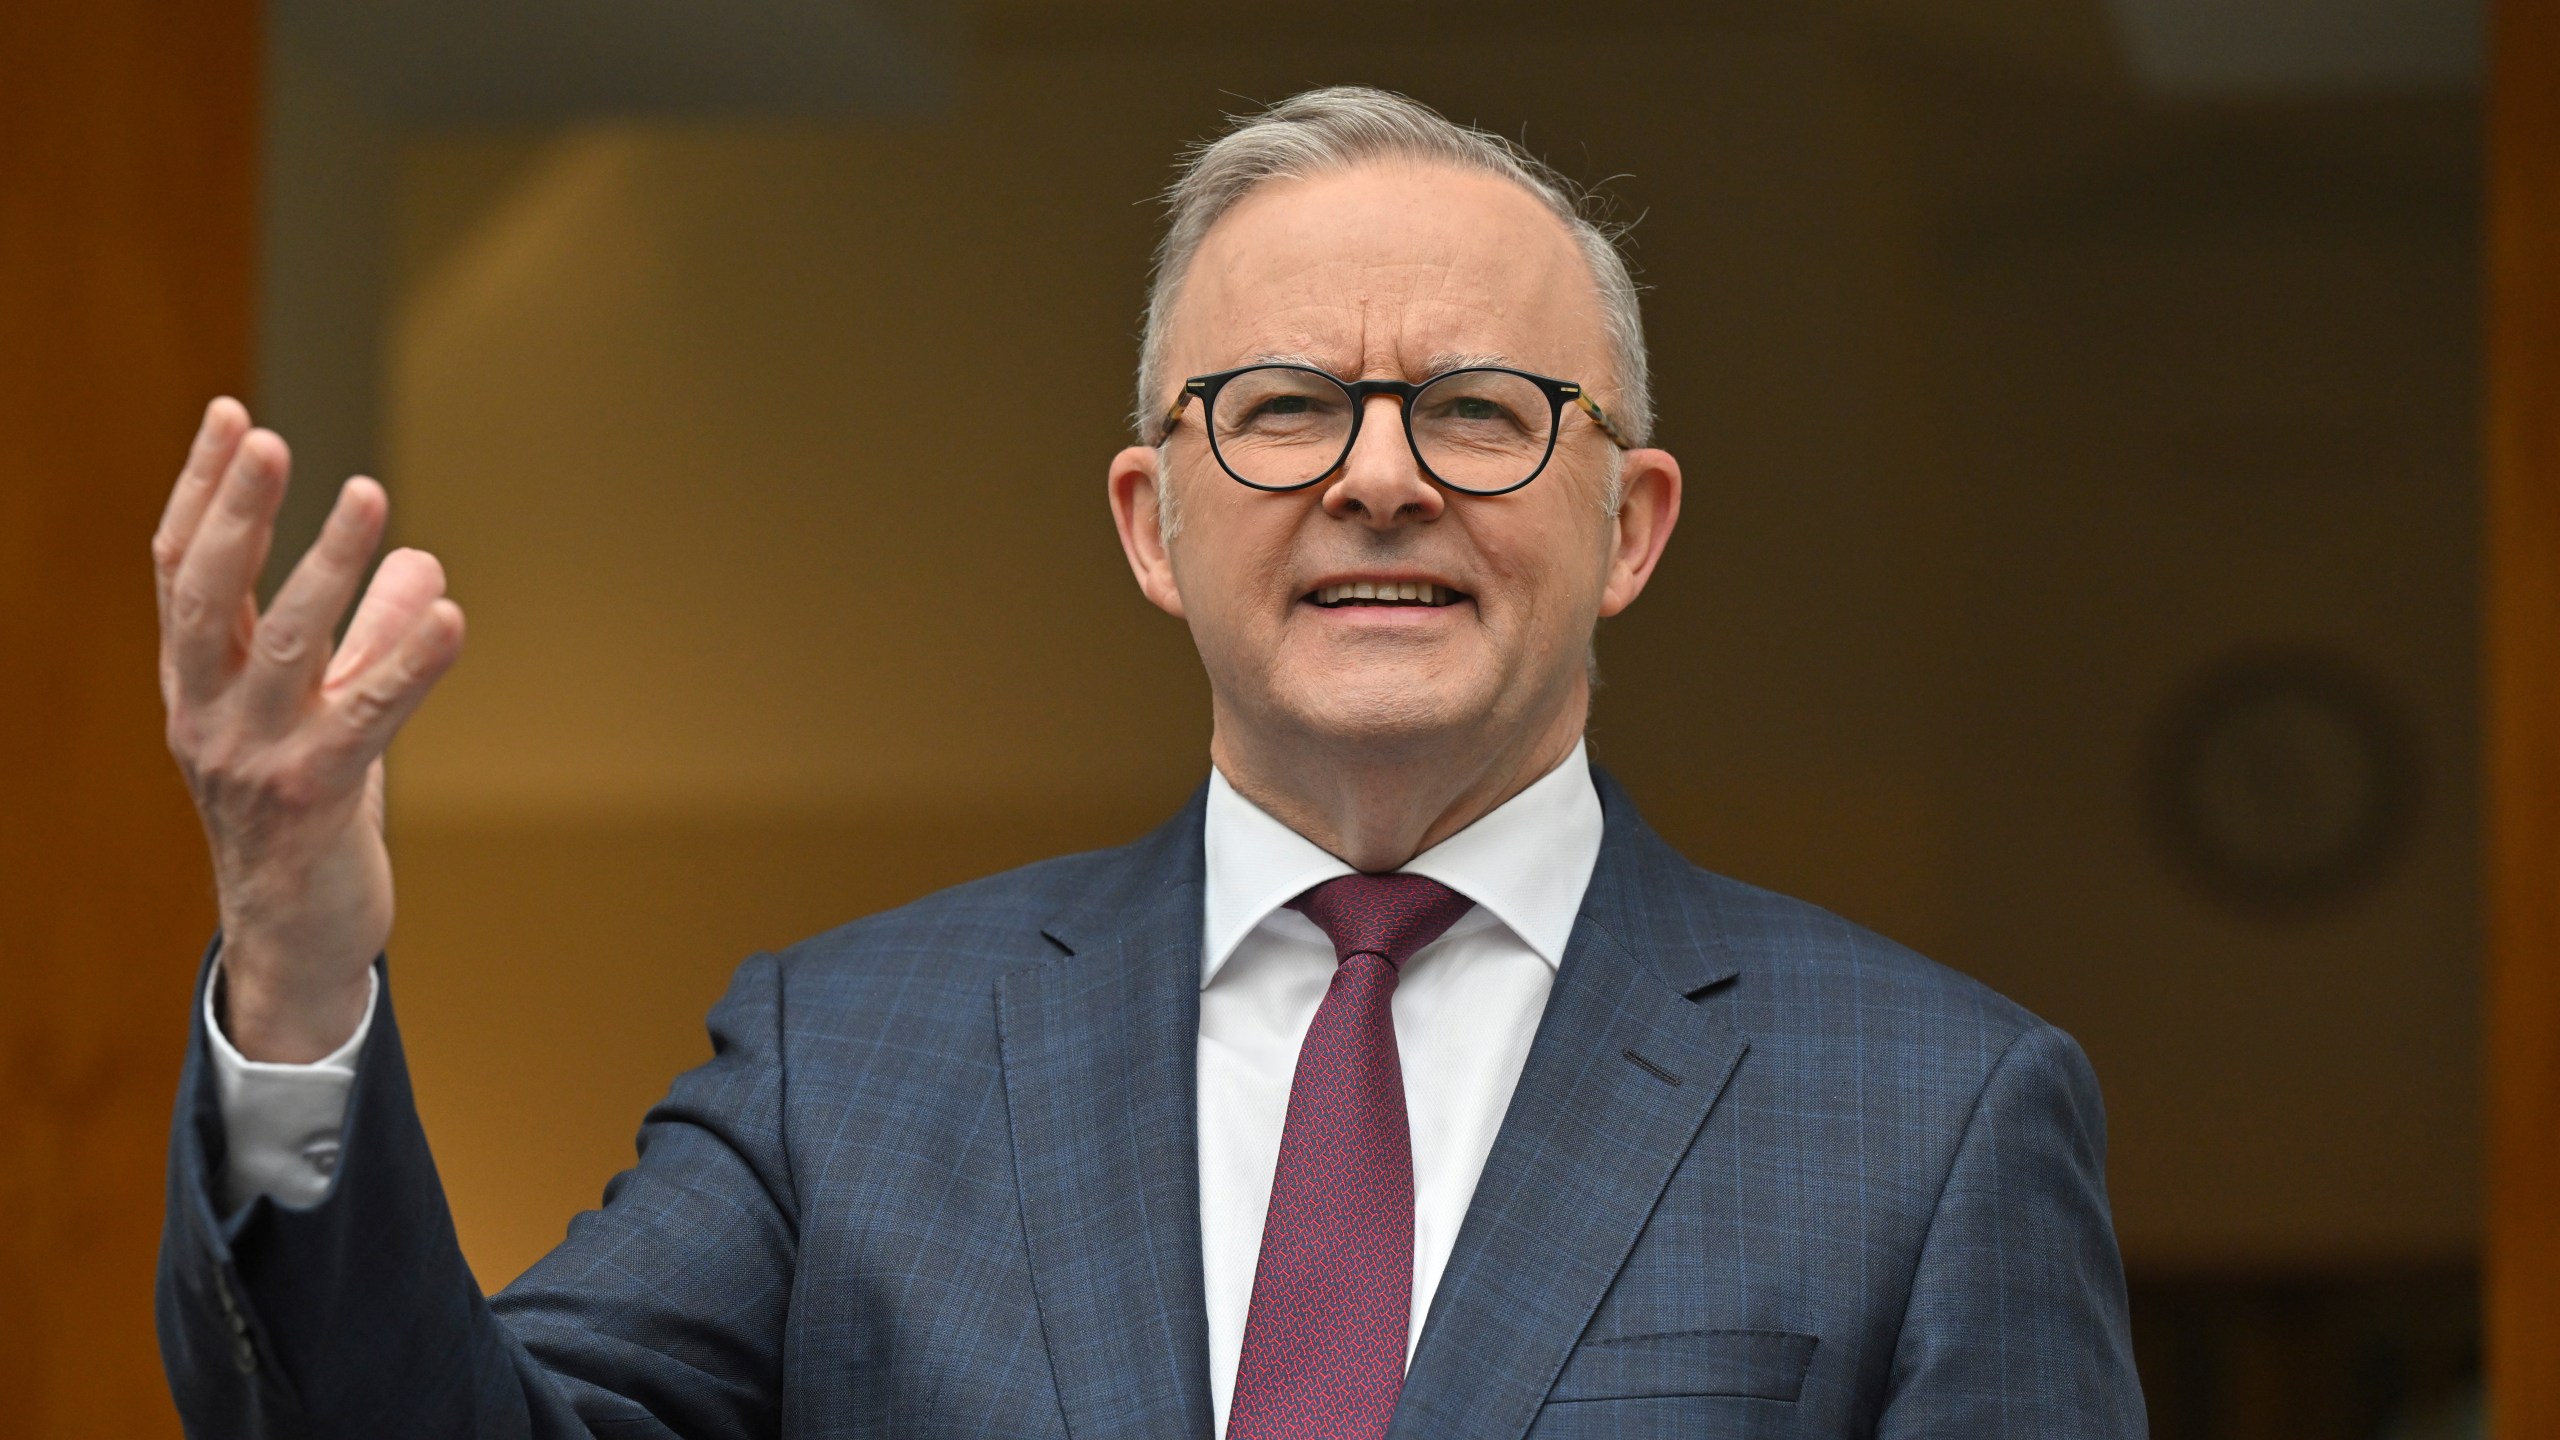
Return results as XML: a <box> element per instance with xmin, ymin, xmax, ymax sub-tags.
<box><xmin>158</xmin><ymin>770</ymin><xmax>2146</xmax><ymax>1437</ymax></box>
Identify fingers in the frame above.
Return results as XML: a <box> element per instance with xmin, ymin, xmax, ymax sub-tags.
<box><xmin>326</xmin><ymin>546</ymin><xmax>446</xmax><ymax>686</ymax></box>
<box><xmin>239</xmin><ymin>477</ymin><xmax>389</xmax><ymax>720</ymax></box>
<box><xmin>316</xmin><ymin>548</ymin><xmax>463</xmax><ymax>776</ymax></box>
<box><xmin>319</xmin><ymin>594</ymin><xmax>464</xmax><ymax>781</ymax></box>
<box><xmin>154</xmin><ymin>397</ymin><xmax>251</xmax><ymax>614</ymax></box>
<box><xmin>164</xmin><ymin>428</ymin><xmax>292</xmax><ymax>704</ymax></box>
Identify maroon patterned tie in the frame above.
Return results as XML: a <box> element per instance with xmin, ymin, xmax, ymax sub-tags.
<box><xmin>1226</xmin><ymin>873</ymin><xmax>1476</xmax><ymax>1440</ymax></box>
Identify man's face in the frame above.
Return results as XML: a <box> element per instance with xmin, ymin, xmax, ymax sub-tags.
<box><xmin>1112</xmin><ymin>162</ymin><xmax>1677</xmax><ymax>768</ymax></box>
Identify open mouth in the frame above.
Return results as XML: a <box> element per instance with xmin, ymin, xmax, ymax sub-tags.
<box><xmin>1308</xmin><ymin>581</ymin><xmax>1467</xmax><ymax>608</ymax></box>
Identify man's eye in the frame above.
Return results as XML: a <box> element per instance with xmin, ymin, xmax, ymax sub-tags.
<box><xmin>1429</xmin><ymin>395</ymin><xmax>1518</xmax><ymax>426</ymax></box>
<box><xmin>1257</xmin><ymin>396</ymin><xmax>1313</xmax><ymax>417</ymax></box>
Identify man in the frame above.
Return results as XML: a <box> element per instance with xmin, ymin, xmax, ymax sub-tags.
<box><xmin>153</xmin><ymin>88</ymin><xmax>2145</xmax><ymax>1437</ymax></box>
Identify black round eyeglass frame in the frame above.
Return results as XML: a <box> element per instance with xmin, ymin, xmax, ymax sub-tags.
<box><xmin>1159</xmin><ymin>362</ymin><xmax>1634</xmax><ymax>498</ymax></box>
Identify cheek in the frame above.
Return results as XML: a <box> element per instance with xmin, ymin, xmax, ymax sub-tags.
<box><xmin>1167</xmin><ymin>491</ymin><xmax>1304</xmax><ymax>624</ymax></box>
<box><xmin>1467</xmin><ymin>513</ymin><xmax>1612</xmax><ymax>629</ymax></box>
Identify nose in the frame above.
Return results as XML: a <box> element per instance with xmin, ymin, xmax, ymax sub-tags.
<box><xmin>1321</xmin><ymin>393</ymin><xmax>1445</xmax><ymax>528</ymax></box>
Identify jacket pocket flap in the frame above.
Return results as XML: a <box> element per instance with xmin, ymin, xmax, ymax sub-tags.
<box><xmin>1548</xmin><ymin>1328</ymin><xmax>1819</xmax><ymax>1403</ymax></box>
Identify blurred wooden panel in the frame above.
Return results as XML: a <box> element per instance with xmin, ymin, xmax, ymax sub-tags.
<box><xmin>2487</xmin><ymin>0</ymin><xmax>2560</xmax><ymax>1432</ymax></box>
<box><xmin>0</xmin><ymin>1</ymin><xmax>258</xmax><ymax>1435</ymax></box>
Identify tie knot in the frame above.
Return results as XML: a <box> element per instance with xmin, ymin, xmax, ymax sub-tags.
<box><xmin>1288</xmin><ymin>873</ymin><xmax>1475</xmax><ymax>972</ymax></box>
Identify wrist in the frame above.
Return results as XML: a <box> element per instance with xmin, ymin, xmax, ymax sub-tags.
<box><xmin>216</xmin><ymin>941</ymin><xmax>374</xmax><ymax>1064</ymax></box>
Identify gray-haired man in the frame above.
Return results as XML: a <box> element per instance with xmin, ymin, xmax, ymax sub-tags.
<box><xmin>154</xmin><ymin>87</ymin><xmax>2146</xmax><ymax>1438</ymax></box>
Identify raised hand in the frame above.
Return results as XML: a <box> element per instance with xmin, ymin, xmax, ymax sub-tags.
<box><xmin>155</xmin><ymin>398</ymin><xmax>465</xmax><ymax>1062</ymax></box>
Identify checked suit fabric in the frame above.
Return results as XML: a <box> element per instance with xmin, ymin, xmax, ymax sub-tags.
<box><xmin>153</xmin><ymin>770</ymin><xmax>2149</xmax><ymax>1440</ymax></box>
<box><xmin>1226</xmin><ymin>873</ymin><xmax>1475</xmax><ymax>1440</ymax></box>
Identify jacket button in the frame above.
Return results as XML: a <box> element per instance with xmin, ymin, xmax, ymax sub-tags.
<box><xmin>213</xmin><ymin>1275</ymin><xmax>247</xmax><ymax>1337</ymax></box>
<box><xmin>231</xmin><ymin>1337</ymin><xmax>256</xmax><ymax>1376</ymax></box>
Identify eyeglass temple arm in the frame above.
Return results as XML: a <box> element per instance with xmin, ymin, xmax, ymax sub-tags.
<box><xmin>1159</xmin><ymin>380</ymin><xmax>1208</xmax><ymax>440</ymax></box>
<box><xmin>1565</xmin><ymin>387</ymin><xmax>1634</xmax><ymax>450</ymax></box>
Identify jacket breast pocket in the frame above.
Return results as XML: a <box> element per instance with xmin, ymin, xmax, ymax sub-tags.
<box><xmin>1548</xmin><ymin>1328</ymin><xmax>1819</xmax><ymax>1404</ymax></box>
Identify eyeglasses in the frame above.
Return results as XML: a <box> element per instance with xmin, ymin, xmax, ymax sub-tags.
<box><xmin>1160</xmin><ymin>363</ymin><xmax>1632</xmax><ymax>497</ymax></box>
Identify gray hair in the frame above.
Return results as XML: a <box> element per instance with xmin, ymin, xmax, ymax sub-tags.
<box><xmin>1134</xmin><ymin>87</ymin><xmax>1652</xmax><ymax>457</ymax></box>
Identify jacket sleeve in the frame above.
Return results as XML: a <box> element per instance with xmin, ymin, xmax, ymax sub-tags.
<box><xmin>1874</xmin><ymin>1021</ymin><xmax>2147</xmax><ymax>1439</ymax></box>
<box><xmin>156</xmin><ymin>945</ymin><xmax>799</xmax><ymax>1439</ymax></box>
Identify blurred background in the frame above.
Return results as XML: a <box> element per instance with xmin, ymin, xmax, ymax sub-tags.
<box><xmin>8</xmin><ymin>0</ymin><xmax>2544</xmax><ymax>1436</ymax></box>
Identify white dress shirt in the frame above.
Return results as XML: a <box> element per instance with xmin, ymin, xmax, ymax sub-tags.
<box><xmin>209</xmin><ymin>744</ymin><xmax>1604</xmax><ymax>1438</ymax></box>
<box><xmin>1197</xmin><ymin>745</ymin><xmax>1600</xmax><ymax>1433</ymax></box>
<box><xmin>204</xmin><ymin>963</ymin><xmax>375</xmax><ymax>1212</ymax></box>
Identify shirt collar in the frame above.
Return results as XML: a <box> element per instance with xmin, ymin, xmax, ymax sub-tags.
<box><xmin>1200</xmin><ymin>740</ymin><xmax>1603</xmax><ymax>987</ymax></box>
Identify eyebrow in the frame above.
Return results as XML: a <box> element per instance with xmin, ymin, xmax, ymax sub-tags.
<box><xmin>1424</xmin><ymin>350</ymin><xmax>1515</xmax><ymax>374</ymax></box>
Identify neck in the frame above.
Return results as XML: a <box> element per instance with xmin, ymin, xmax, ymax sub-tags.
<box><xmin>1209</xmin><ymin>695</ymin><xmax>1588</xmax><ymax>872</ymax></box>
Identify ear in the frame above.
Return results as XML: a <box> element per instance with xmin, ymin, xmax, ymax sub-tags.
<box><xmin>1597</xmin><ymin>447</ymin><xmax>1682</xmax><ymax>618</ymax></box>
<box><xmin>1108</xmin><ymin>444</ymin><xmax>1187</xmax><ymax>619</ymax></box>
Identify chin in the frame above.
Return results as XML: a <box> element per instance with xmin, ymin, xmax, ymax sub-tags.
<box><xmin>1271</xmin><ymin>673</ymin><xmax>1494</xmax><ymax>754</ymax></box>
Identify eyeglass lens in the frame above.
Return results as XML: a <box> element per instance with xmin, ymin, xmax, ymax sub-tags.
<box><xmin>1208</xmin><ymin>367</ymin><xmax>1555</xmax><ymax>493</ymax></box>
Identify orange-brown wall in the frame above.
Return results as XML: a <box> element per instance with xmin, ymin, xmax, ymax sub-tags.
<box><xmin>346</xmin><ymin>25</ymin><xmax>2482</xmax><ymax>1286</ymax></box>
<box><xmin>1</xmin><ymin>2</ymin><xmax>257</xmax><ymax>1434</ymax></box>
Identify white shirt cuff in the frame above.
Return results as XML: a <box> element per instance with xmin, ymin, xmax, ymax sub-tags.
<box><xmin>204</xmin><ymin>955</ymin><xmax>378</xmax><ymax>1212</ymax></box>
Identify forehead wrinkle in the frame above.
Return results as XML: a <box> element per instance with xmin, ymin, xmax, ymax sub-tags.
<box><xmin>1233</xmin><ymin>288</ymin><xmax>1552</xmax><ymax>381</ymax></box>
<box><xmin>1244</xmin><ymin>349</ymin><xmax>1521</xmax><ymax>383</ymax></box>
<box><xmin>1181</xmin><ymin>177</ymin><xmax>1596</xmax><ymax>384</ymax></box>
<box><xmin>1424</xmin><ymin>350</ymin><xmax>1515</xmax><ymax>374</ymax></box>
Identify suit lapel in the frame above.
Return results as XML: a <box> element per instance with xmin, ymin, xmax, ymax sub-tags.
<box><xmin>1001</xmin><ymin>799</ymin><xmax>1214</xmax><ymax>1440</ymax></box>
<box><xmin>1389</xmin><ymin>781</ymin><xmax>1749</xmax><ymax>1440</ymax></box>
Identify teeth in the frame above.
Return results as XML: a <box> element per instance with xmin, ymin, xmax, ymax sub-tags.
<box><xmin>1315</xmin><ymin>582</ymin><xmax>1458</xmax><ymax>605</ymax></box>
